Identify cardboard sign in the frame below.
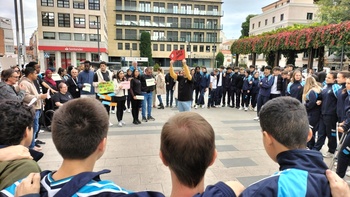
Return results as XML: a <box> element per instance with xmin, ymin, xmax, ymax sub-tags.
<box><xmin>169</xmin><ymin>50</ymin><xmax>185</xmax><ymax>61</ymax></box>
<box><xmin>98</xmin><ymin>81</ymin><xmax>114</xmax><ymax>94</ymax></box>
<box><xmin>120</xmin><ymin>81</ymin><xmax>130</xmax><ymax>89</ymax></box>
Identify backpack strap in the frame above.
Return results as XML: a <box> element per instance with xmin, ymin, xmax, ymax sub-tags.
<box><xmin>40</xmin><ymin>169</ymin><xmax>111</xmax><ymax>197</ymax></box>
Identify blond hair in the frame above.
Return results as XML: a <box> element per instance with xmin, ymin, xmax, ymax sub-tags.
<box><xmin>302</xmin><ymin>76</ymin><xmax>322</xmax><ymax>102</ymax></box>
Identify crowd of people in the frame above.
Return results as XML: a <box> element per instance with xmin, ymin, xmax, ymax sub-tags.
<box><xmin>1</xmin><ymin>60</ymin><xmax>350</xmax><ymax>196</ymax></box>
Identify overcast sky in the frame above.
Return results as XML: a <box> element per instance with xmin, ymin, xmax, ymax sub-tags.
<box><xmin>0</xmin><ymin>0</ymin><xmax>275</xmax><ymax>45</ymax></box>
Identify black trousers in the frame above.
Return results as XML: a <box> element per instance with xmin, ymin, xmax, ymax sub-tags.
<box><xmin>131</xmin><ymin>97</ymin><xmax>141</xmax><ymax>121</ymax></box>
<box><xmin>222</xmin><ymin>87</ymin><xmax>231</xmax><ymax>106</ymax></box>
<box><xmin>116</xmin><ymin>99</ymin><xmax>126</xmax><ymax>121</ymax></box>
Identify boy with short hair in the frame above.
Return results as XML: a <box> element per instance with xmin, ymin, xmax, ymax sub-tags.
<box><xmin>0</xmin><ymin>100</ymin><xmax>41</xmax><ymax>190</ymax></box>
<box><xmin>1</xmin><ymin>98</ymin><xmax>163</xmax><ymax>197</ymax></box>
<box><xmin>237</xmin><ymin>97</ymin><xmax>331</xmax><ymax>196</ymax></box>
<box><xmin>160</xmin><ymin>112</ymin><xmax>243</xmax><ymax>197</ymax></box>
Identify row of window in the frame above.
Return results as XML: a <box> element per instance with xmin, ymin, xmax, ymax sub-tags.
<box><xmin>116</xmin><ymin>15</ymin><xmax>219</xmax><ymax>29</ymax></box>
<box><xmin>116</xmin><ymin>29</ymin><xmax>218</xmax><ymax>43</ymax></box>
<box><xmin>42</xmin><ymin>12</ymin><xmax>100</xmax><ymax>28</ymax></box>
<box><xmin>43</xmin><ymin>32</ymin><xmax>100</xmax><ymax>41</ymax></box>
<box><xmin>251</xmin><ymin>13</ymin><xmax>313</xmax><ymax>29</ymax></box>
<box><xmin>41</xmin><ymin>0</ymin><xmax>100</xmax><ymax>10</ymax></box>
<box><xmin>117</xmin><ymin>42</ymin><xmax>216</xmax><ymax>53</ymax></box>
<box><xmin>116</xmin><ymin>0</ymin><xmax>220</xmax><ymax>15</ymax></box>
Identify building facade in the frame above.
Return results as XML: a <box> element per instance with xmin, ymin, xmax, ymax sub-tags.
<box><xmin>0</xmin><ymin>17</ymin><xmax>15</xmax><ymax>57</ymax></box>
<box><xmin>107</xmin><ymin>0</ymin><xmax>223</xmax><ymax>68</ymax></box>
<box><xmin>248</xmin><ymin>0</ymin><xmax>318</xmax><ymax>68</ymax></box>
<box><xmin>37</xmin><ymin>0</ymin><xmax>108</xmax><ymax>70</ymax></box>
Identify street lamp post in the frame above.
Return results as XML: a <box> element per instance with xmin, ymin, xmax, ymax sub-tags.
<box><xmin>96</xmin><ymin>16</ymin><xmax>100</xmax><ymax>61</ymax></box>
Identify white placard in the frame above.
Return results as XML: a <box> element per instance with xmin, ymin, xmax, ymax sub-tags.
<box><xmin>82</xmin><ymin>83</ymin><xmax>91</xmax><ymax>92</ymax></box>
<box><xmin>146</xmin><ymin>78</ymin><xmax>155</xmax><ymax>86</ymax></box>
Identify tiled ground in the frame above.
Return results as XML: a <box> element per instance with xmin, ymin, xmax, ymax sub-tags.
<box><xmin>36</xmin><ymin>97</ymin><xmax>347</xmax><ymax>195</ymax></box>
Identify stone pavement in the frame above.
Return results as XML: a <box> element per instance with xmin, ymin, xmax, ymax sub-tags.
<box><xmin>37</xmin><ymin>102</ymin><xmax>339</xmax><ymax>196</ymax></box>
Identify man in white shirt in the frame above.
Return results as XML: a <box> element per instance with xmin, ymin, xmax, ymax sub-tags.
<box><xmin>270</xmin><ymin>67</ymin><xmax>283</xmax><ymax>99</ymax></box>
<box><xmin>208</xmin><ymin>69</ymin><xmax>218</xmax><ymax>108</ymax></box>
<box><xmin>216</xmin><ymin>66</ymin><xmax>224</xmax><ymax>107</ymax></box>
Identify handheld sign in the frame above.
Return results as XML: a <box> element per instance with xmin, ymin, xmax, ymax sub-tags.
<box><xmin>98</xmin><ymin>81</ymin><xmax>114</xmax><ymax>94</ymax></box>
<box><xmin>169</xmin><ymin>49</ymin><xmax>185</xmax><ymax>61</ymax></box>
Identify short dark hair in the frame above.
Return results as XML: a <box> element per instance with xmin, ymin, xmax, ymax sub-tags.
<box><xmin>265</xmin><ymin>66</ymin><xmax>272</xmax><ymax>71</ymax></box>
<box><xmin>26</xmin><ymin>61</ymin><xmax>38</xmax><ymax>68</ymax></box>
<box><xmin>99</xmin><ymin>61</ymin><xmax>107</xmax><ymax>66</ymax></box>
<box><xmin>84</xmin><ymin>60</ymin><xmax>91</xmax><ymax>65</ymax></box>
<box><xmin>220</xmin><ymin>66</ymin><xmax>225</xmax><ymax>69</ymax></box>
<box><xmin>273</xmin><ymin>67</ymin><xmax>281</xmax><ymax>72</ymax></box>
<box><xmin>58</xmin><ymin>67</ymin><xmax>66</xmax><ymax>76</ymax></box>
<box><xmin>234</xmin><ymin>67</ymin><xmax>239</xmax><ymax>70</ymax></box>
<box><xmin>51</xmin><ymin>98</ymin><xmax>109</xmax><ymax>159</ymax></box>
<box><xmin>0</xmin><ymin>100</ymin><xmax>34</xmax><ymax>145</ymax></box>
<box><xmin>259</xmin><ymin>97</ymin><xmax>309</xmax><ymax>149</ymax></box>
<box><xmin>160</xmin><ymin>112</ymin><xmax>215</xmax><ymax>188</ymax></box>
<box><xmin>249</xmin><ymin>65</ymin><xmax>255</xmax><ymax>69</ymax></box>
<box><xmin>226</xmin><ymin>67</ymin><xmax>232</xmax><ymax>70</ymax></box>
<box><xmin>1</xmin><ymin>69</ymin><xmax>15</xmax><ymax>81</ymax></box>
<box><xmin>23</xmin><ymin>66</ymin><xmax>36</xmax><ymax>77</ymax></box>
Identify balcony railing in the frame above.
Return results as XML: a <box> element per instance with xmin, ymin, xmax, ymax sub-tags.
<box><xmin>115</xmin><ymin>6</ymin><xmax>224</xmax><ymax>16</ymax></box>
<box><xmin>115</xmin><ymin>35</ymin><xmax>221</xmax><ymax>43</ymax></box>
<box><xmin>115</xmin><ymin>20</ymin><xmax>223</xmax><ymax>30</ymax></box>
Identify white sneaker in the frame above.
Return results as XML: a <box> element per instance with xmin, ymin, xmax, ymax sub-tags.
<box><xmin>38</xmin><ymin>130</ymin><xmax>45</xmax><ymax>134</ymax></box>
<box><xmin>194</xmin><ymin>105</ymin><xmax>198</xmax><ymax>109</ymax></box>
<box><xmin>202</xmin><ymin>105</ymin><xmax>205</xmax><ymax>109</ymax></box>
<box><xmin>123</xmin><ymin>110</ymin><xmax>126</xmax><ymax>113</ymax></box>
<box><xmin>118</xmin><ymin>122</ymin><xmax>123</xmax><ymax>127</ymax></box>
<box><xmin>244</xmin><ymin>107</ymin><xmax>248</xmax><ymax>111</ymax></box>
<box><xmin>322</xmin><ymin>152</ymin><xmax>334</xmax><ymax>158</ymax></box>
<box><xmin>121</xmin><ymin>121</ymin><xmax>126</xmax><ymax>125</ymax></box>
<box><xmin>111</xmin><ymin>110</ymin><xmax>116</xmax><ymax>114</ymax></box>
<box><xmin>109</xmin><ymin>122</ymin><xmax>113</xmax><ymax>126</ymax></box>
<box><xmin>254</xmin><ymin>106</ymin><xmax>257</xmax><ymax>112</ymax></box>
<box><xmin>253</xmin><ymin>116</ymin><xmax>259</xmax><ymax>121</ymax></box>
<box><xmin>249</xmin><ymin>106</ymin><xmax>253</xmax><ymax>111</ymax></box>
<box><xmin>127</xmin><ymin>109</ymin><xmax>131</xmax><ymax>113</ymax></box>
<box><xmin>239</xmin><ymin>107</ymin><xmax>243</xmax><ymax>110</ymax></box>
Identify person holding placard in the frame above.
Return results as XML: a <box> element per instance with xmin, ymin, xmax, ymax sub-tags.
<box><xmin>93</xmin><ymin>61</ymin><xmax>114</xmax><ymax>126</ymax></box>
<box><xmin>129</xmin><ymin>69</ymin><xmax>143</xmax><ymax>124</ymax></box>
<box><xmin>169</xmin><ymin>59</ymin><xmax>194</xmax><ymax>112</ymax></box>
<box><xmin>78</xmin><ymin>61</ymin><xmax>95</xmax><ymax>97</ymax></box>
<box><xmin>113</xmin><ymin>70</ymin><xmax>128</xmax><ymax>127</ymax></box>
<box><xmin>140</xmin><ymin>67</ymin><xmax>156</xmax><ymax>122</ymax></box>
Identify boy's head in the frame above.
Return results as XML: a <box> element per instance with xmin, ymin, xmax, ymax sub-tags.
<box><xmin>264</xmin><ymin>66</ymin><xmax>272</xmax><ymax>76</ymax></box>
<box><xmin>160</xmin><ymin>112</ymin><xmax>217</xmax><ymax>188</ymax></box>
<box><xmin>273</xmin><ymin>67</ymin><xmax>281</xmax><ymax>75</ymax></box>
<box><xmin>249</xmin><ymin>65</ymin><xmax>255</xmax><ymax>72</ymax></box>
<box><xmin>0</xmin><ymin>100</ymin><xmax>34</xmax><ymax>147</ymax></box>
<box><xmin>259</xmin><ymin>97</ymin><xmax>311</xmax><ymax>162</ymax></box>
<box><xmin>234</xmin><ymin>67</ymin><xmax>239</xmax><ymax>73</ymax></box>
<box><xmin>51</xmin><ymin>98</ymin><xmax>109</xmax><ymax>160</ymax></box>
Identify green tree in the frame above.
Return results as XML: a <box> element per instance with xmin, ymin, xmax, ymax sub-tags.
<box><xmin>215</xmin><ymin>52</ymin><xmax>224</xmax><ymax>68</ymax></box>
<box><xmin>316</xmin><ymin>0</ymin><xmax>350</xmax><ymax>24</ymax></box>
<box><xmin>140</xmin><ymin>31</ymin><xmax>153</xmax><ymax>67</ymax></box>
<box><xmin>240</xmin><ymin>14</ymin><xmax>257</xmax><ymax>38</ymax></box>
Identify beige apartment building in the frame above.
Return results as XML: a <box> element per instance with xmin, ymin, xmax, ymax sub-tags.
<box><xmin>248</xmin><ymin>0</ymin><xmax>318</xmax><ymax>68</ymax></box>
<box><xmin>107</xmin><ymin>0</ymin><xmax>223</xmax><ymax>68</ymax></box>
<box><xmin>0</xmin><ymin>17</ymin><xmax>15</xmax><ymax>57</ymax></box>
<box><xmin>37</xmin><ymin>0</ymin><xmax>108</xmax><ymax>70</ymax></box>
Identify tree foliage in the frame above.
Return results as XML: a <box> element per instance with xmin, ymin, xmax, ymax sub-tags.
<box><xmin>216</xmin><ymin>52</ymin><xmax>224</xmax><ymax>68</ymax></box>
<box><xmin>240</xmin><ymin>14</ymin><xmax>257</xmax><ymax>39</ymax></box>
<box><xmin>140</xmin><ymin>31</ymin><xmax>153</xmax><ymax>66</ymax></box>
<box><xmin>316</xmin><ymin>0</ymin><xmax>350</xmax><ymax>24</ymax></box>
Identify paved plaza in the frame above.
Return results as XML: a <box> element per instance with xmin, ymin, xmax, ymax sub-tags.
<box><xmin>37</xmin><ymin>102</ymin><xmax>338</xmax><ymax>195</ymax></box>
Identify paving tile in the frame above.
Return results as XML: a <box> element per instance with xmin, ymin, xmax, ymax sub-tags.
<box><xmin>220</xmin><ymin>158</ymin><xmax>258</xmax><ymax>168</ymax></box>
<box><xmin>215</xmin><ymin>135</ymin><xmax>224</xmax><ymax>140</ymax></box>
<box><xmin>216</xmin><ymin>145</ymin><xmax>238</xmax><ymax>152</ymax></box>
<box><xmin>221</xmin><ymin>120</ymin><xmax>257</xmax><ymax>124</ymax></box>
<box><xmin>231</xmin><ymin>126</ymin><xmax>261</xmax><ymax>131</ymax></box>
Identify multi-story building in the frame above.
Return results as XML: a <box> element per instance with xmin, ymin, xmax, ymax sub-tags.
<box><xmin>0</xmin><ymin>17</ymin><xmax>15</xmax><ymax>57</ymax></box>
<box><xmin>37</xmin><ymin>0</ymin><xmax>108</xmax><ymax>70</ymax></box>
<box><xmin>248</xmin><ymin>0</ymin><xmax>318</xmax><ymax>68</ymax></box>
<box><xmin>107</xmin><ymin>0</ymin><xmax>223</xmax><ymax>68</ymax></box>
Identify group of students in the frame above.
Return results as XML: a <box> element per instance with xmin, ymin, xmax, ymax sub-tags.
<box><xmin>0</xmin><ymin>95</ymin><xmax>349</xmax><ymax>196</ymax></box>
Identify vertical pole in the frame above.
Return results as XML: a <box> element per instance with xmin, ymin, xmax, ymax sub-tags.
<box><xmin>19</xmin><ymin>0</ymin><xmax>26</xmax><ymax>64</ymax></box>
<box><xmin>340</xmin><ymin>45</ymin><xmax>344</xmax><ymax>69</ymax></box>
<box><xmin>14</xmin><ymin>0</ymin><xmax>20</xmax><ymax>66</ymax></box>
<box><xmin>96</xmin><ymin>16</ymin><xmax>100</xmax><ymax>61</ymax></box>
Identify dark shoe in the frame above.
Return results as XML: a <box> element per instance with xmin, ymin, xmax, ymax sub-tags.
<box><xmin>137</xmin><ymin>119</ymin><xmax>142</xmax><ymax>124</ymax></box>
<box><xmin>158</xmin><ymin>104</ymin><xmax>161</xmax><ymax>106</ymax></box>
<box><xmin>142</xmin><ymin>117</ymin><xmax>148</xmax><ymax>122</ymax></box>
<box><xmin>35</xmin><ymin>143</ymin><xmax>41</xmax><ymax>148</ymax></box>
<box><xmin>166</xmin><ymin>105</ymin><xmax>169</xmax><ymax>108</ymax></box>
<box><xmin>222</xmin><ymin>104</ymin><xmax>225</xmax><ymax>107</ymax></box>
<box><xmin>211</xmin><ymin>105</ymin><xmax>216</xmax><ymax>108</ymax></box>
<box><xmin>148</xmin><ymin>116</ymin><xmax>155</xmax><ymax>121</ymax></box>
<box><xmin>133</xmin><ymin>120</ymin><xmax>139</xmax><ymax>125</ymax></box>
<box><xmin>230</xmin><ymin>105</ymin><xmax>234</xmax><ymax>108</ymax></box>
<box><xmin>158</xmin><ymin>104</ymin><xmax>164</xmax><ymax>109</ymax></box>
<box><xmin>36</xmin><ymin>140</ymin><xmax>46</xmax><ymax>145</ymax></box>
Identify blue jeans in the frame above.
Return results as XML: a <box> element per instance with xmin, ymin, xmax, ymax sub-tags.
<box><xmin>30</xmin><ymin>110</ymin><xmax>41</xmax><ymax>148</ymax></box>
<box><xmin>178</xmin><ymin>101</ymin><xmax>192</xmax><ymax>112</ymax></box>
<box><xmin>142</xmin><ymin>92</ymin><xmax>153</xmax><ymax>118</ymax></box>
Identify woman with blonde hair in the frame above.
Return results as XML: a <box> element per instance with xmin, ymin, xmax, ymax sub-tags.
<box><xmin>156</xmin><ymin>67</ymin><xmax>166</xmax><ymax>109</ymax></box>
<box><xmin>302</xmin><ymin>76</ymin><xmax>322</xmax><ymax>149</ymax></box>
